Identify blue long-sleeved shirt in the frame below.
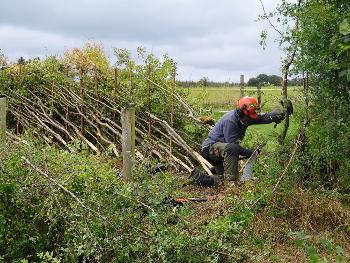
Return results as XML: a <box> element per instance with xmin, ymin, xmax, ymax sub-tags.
<box><xmin>202</xmin><ymin>109</ymin><xmax>284</xmax><ymax>148</ymax></box>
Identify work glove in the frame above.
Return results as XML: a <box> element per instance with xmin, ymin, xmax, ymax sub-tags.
<box><xmin>255</xmin><ymin>141</ymin><xmax>267</xmax><ymax>155</ymax></box>
<box><xmin>280</xmin><ymin>98</ymin><xmax>293</xmax><ymax>115</ymax></box>
<box><xmin>270</xmin><ymin>106</ymin><xmax>284</xmax><ymax>127</ymax></box>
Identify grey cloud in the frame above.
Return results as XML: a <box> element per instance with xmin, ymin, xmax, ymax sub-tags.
<box><xmin>0</xmin><ymin>0</ymin><xmax>283</xmax><ymax>81</ymax></box>
<box><xmin>0</xmin><ymin>26</ymin><xmax>84</xmax><ymax>60</ymax></box>
<box><xmin>0</xmin><ymin>0</ymin><xmax>256</xmax><ymax>42</ymax></box>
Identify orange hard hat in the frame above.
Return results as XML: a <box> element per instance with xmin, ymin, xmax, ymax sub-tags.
<box><xmin>237</xmin><ymin>96</ymin><xmax>259</xmax><ymax>119</ymax></box>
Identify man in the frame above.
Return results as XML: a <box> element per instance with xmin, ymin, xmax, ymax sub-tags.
<box><xmin>201</xmin><ymin>96</ymin><xmax>292</xmax><ymax>183</ymax></box>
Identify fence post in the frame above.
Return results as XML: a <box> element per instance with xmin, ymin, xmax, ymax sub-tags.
<box><xmin>257</xmin><ymin>83</ymin><xmax>262</xmax><ymax>106</ymax></box>
<box><xmin>240</xmin><ymin>75</ymin><xmax>245</xmax><ymax>98</ymax></box>
<box><xmin>0</xmin><ymin>97</ymin><xmax>6</xmax><ymax>142</ymax></box>
<box><xmin>121</xmin><ymin>103</ymin><xmax>135</xmax><ymax>180</ymax></box>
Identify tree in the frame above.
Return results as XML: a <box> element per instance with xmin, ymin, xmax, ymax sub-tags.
<box><xmin>247</xmin><ymin>77</ymin><xmax>259</xmax><ymax>86</ymax></box>
<box><xmin>263</xmin><ymin>0</ymin><xmax>350</xmax><ymax>190</ymax></box>
<box><xmin>247</xmin><ymin>74</ymin><xmax>283</xmax><ymax>86</ymax></box>
<box><xmin>17</xmin><ymin>56</ymin><xmax>25</xmax><ymax>65</ymax></box>
<box><xmin>199</xmin><ymin>77</ymin><xmax>209</xmax><ymax>87</ymax></box>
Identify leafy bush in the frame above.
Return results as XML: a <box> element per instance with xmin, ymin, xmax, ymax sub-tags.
<box><xmin>0</xmin><ymin>137</ymin><xmax>250</xmax><ymax>262</ymax></box>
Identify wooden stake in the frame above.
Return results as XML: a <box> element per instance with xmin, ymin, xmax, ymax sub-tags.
<box><xmin>79</xmin><ymin>68</ymin><xmax>85</xmax><ymax>135</ymax></box>
<box><xmin>63</xmin><ymin>65</ymin><xmax>70</xmax><ymax>138</ymax></box>
<box><xmin>147</xmin><ymin>64</ymin><xmax>152</xmax><ymax>139</ymax></box>
<box><xmin>65</xmin><ymin>105</ymin><xmax>69</xmax><ymax>136</ymax></box>
<box><xmin>113</xmin><ymin>67</ymin><xmax>119</xmax><ymax>143</ymax></box>
<box><xmin>122</xmin><ymin>104</ymin><xmax>135</xmax><ymax>180</ymax></box>
<box><xmin>0</xmin><ymin>97</ymin><xmax>6</xmax><ymax>142</ymax></box>
<box><xmin>240</xmin><ymin>75</ymin><xmax>245</xmax><ymax>98</ymax></box>
<box><xmin>303</xmin><ymin>71</ymin><xmax>309</xmax><ymax>121</ymax></box>
<box><xmin>16</xmin><ymin>120</ymin><xmax>20</xmax><ymax>136</ymax></box>
<box><xmin>94</xmin><ymin>67</ymin><xmax>101</xmax><ymax>143</ymax></box>
<box><xmin>94</xmin><ymin>66</ymin><xmax>101</xmax><ymax>108</ymax></box>
<box><xmin>257</xmin><ymin>83</ymin><xmax>262</xmax><ymax>107</ymax></box>
<box><xmin>114</xmin><ymin>67</ymin><xmax>119</xmax><ymax>97</ymax></box>
<box><xmin>129</xmin><ymin>66</ymin><xmax>133</xmax><ymax>98</ymax></box>
<box><xmin>51</xmin><ymin>79</ymin><xmax>55</xmax><ymax>115</ymax></box>
<box><xmin>170</xmin><ymin>63</ymin><xmax>176</xmax><ymax>156</ymax></box>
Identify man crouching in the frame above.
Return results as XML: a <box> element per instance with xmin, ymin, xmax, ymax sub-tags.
<box><xmin>200</xmin><ymin>96</ymin><xmax>292</xmax><ymax>184</ymax></box>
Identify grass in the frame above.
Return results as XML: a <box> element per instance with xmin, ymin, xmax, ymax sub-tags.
<box><xmin>180</xmin><ymin>86</ymin><xmax>303</xmax><ymax>113</ymax></box>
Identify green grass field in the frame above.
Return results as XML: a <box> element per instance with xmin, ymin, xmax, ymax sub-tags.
<box><xmin>181</xmin><ymin>86</ymin><xmax>303</xmax><ymax>113</ymax></box>
<box><xmin>181</xmin><ymin>86</ymin><xmax>304</xmax><ymax>149</ymax></box>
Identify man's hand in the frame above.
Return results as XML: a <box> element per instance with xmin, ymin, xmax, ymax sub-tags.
<box><xmin>213</xmin><ymin>148</ymin><xmax>220</xmax><ymax>157</ymax></box>
<box><xmin>255</xmin><ymin>141</ymin><xmax>267</xmax><ymax>155</ymax></box>
<box><xmin>280</xmin><ymin>99</ymin><xmax>293</xmax><ymax>115</ymax></box>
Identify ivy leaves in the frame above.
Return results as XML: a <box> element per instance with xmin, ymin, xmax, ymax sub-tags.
<box><xmin>338</xmin><ymin>15</ymin><xmax>350</xmax><ymax>81</ymax></box>
<box><xmin>339</xmin><ymin>18</ymin><xmax>350</xmax><ymax>36</ymax></box>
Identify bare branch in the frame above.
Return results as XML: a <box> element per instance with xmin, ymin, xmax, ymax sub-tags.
<box><xmin>258</xmin><ymin>0</ymin><xmax>283</xmax><ymax>36</ymax></box>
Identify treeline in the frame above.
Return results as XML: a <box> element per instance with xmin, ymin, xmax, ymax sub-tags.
<box><xmin>177</xmin><ymin>74</ymin><xmax>303</xmax><ymax>88</ymax></box>
<box><xmin>178</xmin><ymin>77</ymin><xmax>239</xmax><ymax>88</ymax></box>
<box><xmin>247</xmin><ymin>74</ymin><xmax>303</xmax><ymax>86</ymax></box>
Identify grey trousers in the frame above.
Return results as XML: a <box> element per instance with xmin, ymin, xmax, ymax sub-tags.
<box><xmin>207</xmin><ymin>142</ymin><xmax>241</xmax><ymax>181</ymax></box>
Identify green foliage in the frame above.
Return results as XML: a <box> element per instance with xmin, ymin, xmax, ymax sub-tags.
<box><xmin>246</xmin><ymin>74</ymin><xmax>294</xmax><ymax>86</ymax></box>
<box><xmin>0</xmin><ymin>137</ymin><xmax>249</xmax><ymax>262</ymax></box>
<box><xmin>36</xmin><ymin>251</ymin><xmax>61</xmax><ymax>263</ymax></box>
<box><xmin>288</xmin><ymin>231</ymin><xmax>346</xmax><ymax>263</ymax></box>
<box><xmin>262</xmin><ymin>0</ymin><xmax>350</xmax><ymax>197</ymax></box>
<box><xmin>0</xmin><ymin>43</ymin><xmax>208</xmax><ymax>157</ymax></box>
<box><xmin>0</xmin><ymin>43</ymin><xmax>183</xmax><ymax>122</ymax></box>
<box><xmin>339</xmin><ymin>18</ymin><xmax>350</xmax><ymax>35</ymax></box>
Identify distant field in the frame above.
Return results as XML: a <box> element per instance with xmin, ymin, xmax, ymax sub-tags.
<box><xmin>180</xmin><ymin>86</ymin><xmax>304</xmax><ymax>149</ymax></box>
<box><xmin>180</xmin><ymin>86</ymin><xmax>303</xmax><ymax>115</ymax></box>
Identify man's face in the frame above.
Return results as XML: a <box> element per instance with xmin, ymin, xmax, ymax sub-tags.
<box><xmin>240</xmin><ymin>114</ymin><xmax>250</xmax><ymax>124</ymax></box>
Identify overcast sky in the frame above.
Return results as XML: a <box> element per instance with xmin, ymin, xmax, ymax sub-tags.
<box><xmin>0</xmin><ymin>0</ymin><xmax>283</xmax><ymax>82</ymax></box>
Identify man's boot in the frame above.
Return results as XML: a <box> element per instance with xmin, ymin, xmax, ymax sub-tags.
<box><xmin>189</xmin><ymin>168</ymin><xmax>220</xmax><ymax>187</ymax></box>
